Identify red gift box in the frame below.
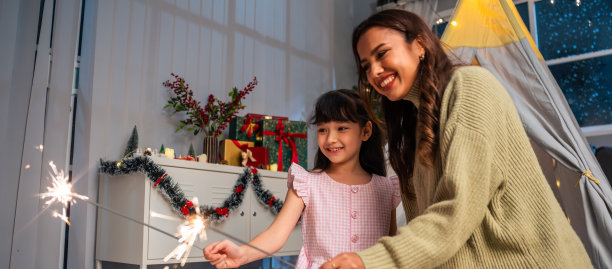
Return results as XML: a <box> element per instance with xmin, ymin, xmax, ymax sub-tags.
<box><xmin>245</xmin><ymin>113</ymin><xmax>288</xmax><ymax>121</ymax></box>
<box><xmin>246</xmin><ymin>147</ymin><xmax>269</xmax><ymax>169</ymax></box>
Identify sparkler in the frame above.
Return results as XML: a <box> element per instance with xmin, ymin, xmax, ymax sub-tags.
<box><xmin>152</xmin><ymin>200</ymin><xmax>296</xmax><ymax>268</ymax></box>
<box><xmin>163</xmin><ymin>198</ymin><xmax>207</xmax><ymax>266</ymax></box>
<box><xmin>40</xmin><ymin>161</ymin><xmax>89</xmax><ymax>225</ymax></box>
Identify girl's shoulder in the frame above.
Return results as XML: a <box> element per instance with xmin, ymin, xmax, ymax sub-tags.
<box><xmin>371</xmin><ymin>174</ymin><xmax>401</xmax><ymax>207</ymax></box>
<box><xmin>288</xmin><ymin>163</ymin><xmax>325</xmax><ymax>178</ymax></box>
<box><xmin>371</xmin><ymin>174</ymin><xmax>399</xmax><ymax>186</ymax></box>
<box><xmin>287</xmin><ymin>163</ymin><xmax>325</xmax><ymax>206</ymax></box>
<box><xmin>287</xmin><ymin>163</ymin><xmax>327</xmax><ymax>187</ymax></box>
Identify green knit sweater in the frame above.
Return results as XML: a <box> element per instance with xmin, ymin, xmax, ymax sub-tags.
<box><xmin>358</xmin><ymin>66</ymin><xmax>592</xmax><ymax>268</ymax></box>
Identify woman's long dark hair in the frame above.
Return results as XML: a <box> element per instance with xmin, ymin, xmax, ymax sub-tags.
<box><xmin>310</xmin><ymin>89</ymin><xmax>386</xmax><ymax>177</ymax></box>
<box><xmin>351</xmin><ymin>10</ymin><xmax>456</xmax><ymax>195</ymax></box>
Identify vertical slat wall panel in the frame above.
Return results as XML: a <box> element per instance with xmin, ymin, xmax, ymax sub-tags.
<box><xmin>0</xmin><ymin>0</ymin><xmax>41</xmax><ymax>268</ymax></box>
<box><xmin>83</xmin><ymin>0</ymin><xmax>333</xmax><ymax>159</ymax></box>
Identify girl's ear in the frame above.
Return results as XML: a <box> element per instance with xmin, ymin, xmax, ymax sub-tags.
<box><xmin>362</xmin><ymin>121</ymin><xmax>373</xmax><ymax>141</ymax></box>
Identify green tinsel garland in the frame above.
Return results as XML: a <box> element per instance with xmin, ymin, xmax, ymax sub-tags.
<box><xmin>99</xmin><ymin>156</ymin><xmax>284</xmax><ymax>222</ymax></box>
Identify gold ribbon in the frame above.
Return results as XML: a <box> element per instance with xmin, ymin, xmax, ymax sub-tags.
<box><xmin>576</xmin><ymin>170</ymin><xmax>600</xmax><ymax>186</ymax></box>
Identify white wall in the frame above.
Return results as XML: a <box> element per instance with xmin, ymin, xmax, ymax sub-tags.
<box><xmin>77</xmin><ymin>0</ymin><xmax>337</xmax><ymax>163</ymax></box>
<box><xmin>588</xmin><ymin>134</ymin><xmax>612</xmax><ymax>148</ymax></box>
<box><xmin>333</xmin><ymin>0</ymin><xmax>377</xmax><ymax>90</ymax></box>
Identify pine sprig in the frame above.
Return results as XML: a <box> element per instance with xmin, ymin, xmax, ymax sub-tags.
<box><xmin>252</xmin><ymin>172</ymin><xmax>284</xmax><ymax>215</ymax></box>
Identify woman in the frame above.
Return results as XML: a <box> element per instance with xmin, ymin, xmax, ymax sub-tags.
<box><xmin>321</xmin><ymin>9</ymin><xmax>592</xmax><ymax>269</ymax></box>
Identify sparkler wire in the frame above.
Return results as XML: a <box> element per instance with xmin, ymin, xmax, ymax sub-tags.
<box><xmin>85</xmin><ymin>199</ymin><xmax>296</xmax><ymax>268</ymax></box>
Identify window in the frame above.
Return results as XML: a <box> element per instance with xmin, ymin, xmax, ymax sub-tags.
<box><xmin>548</xmin><ymin>54</ymin><xmax>612</xmax><ymax>126</ymax></box>
<box><xmin>433</xmin><ymin>21</ymin><xmax>448</xmax><ymax>38</ymax></box>
<box><xmin>534</xmin><ymin>0</ymin><xmax>612</xmax><ymax>127</ymax></box>
<box><xmin>516</xmin><ymin>2</ymin><xmax>530</xmax><ymax>29</ymax></box>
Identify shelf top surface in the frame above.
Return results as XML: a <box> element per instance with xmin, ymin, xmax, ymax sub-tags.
<box><xmin>146</xmin><ymin>156</ymin><xmax>289</xmax><ymax>178</ymax></box>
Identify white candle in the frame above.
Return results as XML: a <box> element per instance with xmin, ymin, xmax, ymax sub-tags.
<box><xmin>197</xmin><ymin>154</ymin><xmax>208</xmax><ymax>163</ymax></box>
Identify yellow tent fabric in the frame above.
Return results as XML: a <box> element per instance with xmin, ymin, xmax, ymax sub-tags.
<box><xmin>441</xmin><ymin>0</ymin><xmax>542</xmax><ymax>60</ymax></box>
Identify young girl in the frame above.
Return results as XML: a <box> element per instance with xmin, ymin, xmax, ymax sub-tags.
<box><xmin>321</xmin><ymin>9</ymin><xmax>592</xmax><ymax>269</ymax></box>
<box><xmin>203</xmin><ymin>89</ymin><xmax>400</xmax><ymax>269</ymax></box>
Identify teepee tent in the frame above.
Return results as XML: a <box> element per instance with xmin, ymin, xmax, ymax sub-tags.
<box><xmin>440</xmin><ymin>0</ymin><xmax>612</xmax><ymax>267</ymax></box>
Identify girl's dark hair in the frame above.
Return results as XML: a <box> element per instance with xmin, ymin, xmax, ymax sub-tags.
<box><xmin>351</xmin><ymin>9</ymin><xmax>456</xmax><ymax>195</ymax></box>
<box><xmin>310</xmin><ymin>89</ymin><xmax>386</xmax><ymax>177</ymax></box>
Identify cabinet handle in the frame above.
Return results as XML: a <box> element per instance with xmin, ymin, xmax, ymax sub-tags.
<box><xmin>252</xmin><ymin>211</ymin><xmax>257</xmax><ymax>217</ymax></box>
<box><xmin>240</xmin><ymin>211</ymin><xmax>244</xmax><ymax>216</ymax></box>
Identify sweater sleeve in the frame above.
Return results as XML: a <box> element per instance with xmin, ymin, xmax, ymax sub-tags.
<box><xmin>358</xmin><ymin>67</ymin><xmax>505</xmax><ymax>268</ymax></box>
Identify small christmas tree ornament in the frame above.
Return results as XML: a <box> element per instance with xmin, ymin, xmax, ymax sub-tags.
<box><xmin>123</xmin><ymin>126</ymin><xmax>139</xmax><ymax>158</ymax></box>
<box><xmin>159</xmin><ymin>144</ymin><xmax>166</xmax><ymax>157</ymax></box>
<box><xmin>188</xmin><ymin>144</ymin><xmax>195</xmax><ymax>157</ymax></box>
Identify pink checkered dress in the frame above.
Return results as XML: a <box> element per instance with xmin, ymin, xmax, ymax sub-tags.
<box><xmin>287</xmin><ymin>163</ymin><xmax>400</xmax><ymax>269</ymax></box>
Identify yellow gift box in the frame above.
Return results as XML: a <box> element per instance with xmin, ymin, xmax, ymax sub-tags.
<box><xmin>220</xmin><ymin>139</ymin><xmax>255</xmax><ymax>166</ymax></box>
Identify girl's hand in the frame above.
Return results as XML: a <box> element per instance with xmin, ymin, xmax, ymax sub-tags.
<box><xmin>203</xmin><ymin>239</ymin><xmax>246</xmax><ymax>268</ymax></box>
<box><xmin>320</xmin><ymin>252</ymin><xmax>365</xmax><ymax>269</ymax></box>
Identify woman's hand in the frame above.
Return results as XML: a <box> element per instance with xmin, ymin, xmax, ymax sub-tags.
<box><xmin>203</xmin><ymin>239</ymin><xmax>246</xmax><ymax>268</ymax></box>
<box><xmin>320</xmin><ymin>252</ymin><xmax>365</xmax><ymax>269</ymax></box>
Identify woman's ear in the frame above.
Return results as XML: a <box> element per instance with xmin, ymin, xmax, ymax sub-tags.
<box><xmin>415</xmin><ymin>35</ymin><xmax>426</xmax><ymax>57</ymax></box>
<box><xmin>362</xmin><ymin>121</ymin><xmax>373</xmax><ymax>141</ymax></box>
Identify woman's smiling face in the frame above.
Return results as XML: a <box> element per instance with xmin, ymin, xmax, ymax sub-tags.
<box><xmin>356</xmin><ymin>26</ymin><xmax>424</xmax><ymax>101</ymax></box>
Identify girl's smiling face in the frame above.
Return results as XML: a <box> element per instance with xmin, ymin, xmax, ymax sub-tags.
<box><xmin>356</xmin><ymin>26</ymin><xmax>424</xmax><ymax>101</ymax></box>
<box><xmin>317</xmin><ymin>121</ymin><xmax>372</xmax><ymax>166</ymax></box>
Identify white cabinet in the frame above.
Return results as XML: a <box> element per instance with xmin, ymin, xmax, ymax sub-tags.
<box><xmin>96</xmin><ymin>156</ymin><xmax>302</xmax><ymax>268</ymax></box>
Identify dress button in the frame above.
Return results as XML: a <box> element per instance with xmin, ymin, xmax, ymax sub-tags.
<box><xmin>351</xmin><ymin>235</ymin><xmax>359</xmax><ymax>243</ymax></box>
<box><xmin>351</xmin><ymin>186</ymin><xmax>358</xmax><ymax>193</ymax></box>
<box><xmin>351</xmin><ymin>211</ymin><xmax>357</xmax><ymax>219</ymax></box>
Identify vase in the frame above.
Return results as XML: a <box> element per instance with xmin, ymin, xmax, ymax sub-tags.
<box><xmin>203</xmin><ymin>136</ymin><xmax>219</xmax><ymax>163</ymax></box>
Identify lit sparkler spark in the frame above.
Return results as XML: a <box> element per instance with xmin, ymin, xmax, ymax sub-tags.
<box><xmin>40</xmin><ymin>161</ymin><xmax>88</xmax><ymax>225</ymax></box>
<box><xmin>163</xmin><ymin>198</ymin><xmax>207</xmax><ymax>267</ymax></box>
<box><xmin>53</xmin><ymin>208</ymin><xmax>71</xmax><ymax>226</ymax></box>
